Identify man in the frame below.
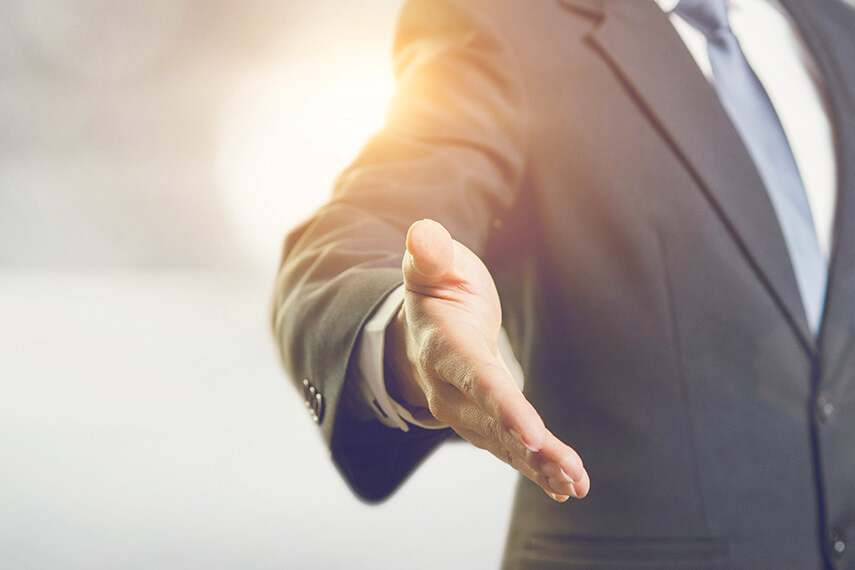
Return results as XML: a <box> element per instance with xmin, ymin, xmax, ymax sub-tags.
<box><xmin>272</xmin><ymin>0</ymin><xmax>855</xmax><ymax>567</ymax></box>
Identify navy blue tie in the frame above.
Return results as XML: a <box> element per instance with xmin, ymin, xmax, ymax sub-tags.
<box><xmin>674</xmin><ymin>0</ymin><xmax>827</xmax><ymax>334</ymax></box>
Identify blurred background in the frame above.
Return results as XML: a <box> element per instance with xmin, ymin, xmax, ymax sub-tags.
<box><xmin>0</xmin><ymin>1</ymin><xmax>517</xmax><ymax>568</ymax></box>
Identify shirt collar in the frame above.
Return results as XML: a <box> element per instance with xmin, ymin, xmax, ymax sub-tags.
<box><xmin>654</xmin><ymin>0</ymin><xmax>680</xmax><ymax>12</ymax></box>
<box><xmin>656</xmin><ymin>0</ymin><xmax>750</xmax><ymax>15</ymax></box>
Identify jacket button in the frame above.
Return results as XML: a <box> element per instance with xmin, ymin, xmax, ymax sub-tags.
<box><xmin>816</xmin><ymin>392</ymin><xmax>834</xmax><ymax>422</ymax></box>
<box><xmin>831</xmin><ymin>531</ymin><xmax>846</xmax><ymax>558</ymax></box>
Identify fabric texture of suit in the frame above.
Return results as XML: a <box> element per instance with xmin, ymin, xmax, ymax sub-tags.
<box><xmin>272</xmin><ymin>0</ymin><xmax>855</xmax><ymax>567</ymax></box>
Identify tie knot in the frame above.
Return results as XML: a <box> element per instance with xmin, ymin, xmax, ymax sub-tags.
<box><xmin>674</xmin><ymin>0</ymin><xmax>730</xmax><ymax>39</ymax></box>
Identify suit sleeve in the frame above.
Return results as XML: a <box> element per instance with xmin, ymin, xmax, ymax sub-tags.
<box><xmin>271</xmin><ymin>0</ymin><xmax>529</xmax><ymax>503</ymax></box>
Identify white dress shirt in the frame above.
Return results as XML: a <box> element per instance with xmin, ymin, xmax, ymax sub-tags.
<box><xmin>352</xmin><ymin>0</ymin><xmax>837</xmax><ymax>431</ymax></box>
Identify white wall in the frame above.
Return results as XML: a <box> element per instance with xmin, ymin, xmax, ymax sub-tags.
<box><xmin>0</xmin><ymin>272</ymin><xmax>516</xmax><ymax>569</ymax></box>
<box><xmin>0</xmin><ymin>1</ymin><xmax>518</xmax><ymax>567</ymax></box>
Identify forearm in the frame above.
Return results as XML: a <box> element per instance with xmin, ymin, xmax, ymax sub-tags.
<box><xmin>271</xmin><ymin>0</ymin><xmax>528</xmax><ymax>500</ymax></box>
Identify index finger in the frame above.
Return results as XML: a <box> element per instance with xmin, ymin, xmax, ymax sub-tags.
<box><xmin>434</xmin><ymin>335</ymin><xmax>547</xmax><ymax>452</ymax></box>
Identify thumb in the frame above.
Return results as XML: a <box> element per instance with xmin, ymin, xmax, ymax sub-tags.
<box><xmin>404</xmin><ymin>219</ymin><xmax>455</xmax><ymax>282</ymax></box>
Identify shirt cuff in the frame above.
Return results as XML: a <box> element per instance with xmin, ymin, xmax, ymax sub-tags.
<box><xmin>354</xmin><ymin>285</ymin><xmax>448</xmax><ymax>431</ymax></box>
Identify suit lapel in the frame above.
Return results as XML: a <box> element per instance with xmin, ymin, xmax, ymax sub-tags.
<box><xmin>558</xmin><ymin>0</ymin><xmax>815</xmax><ymax>352</ymax></box>
<box><xmin>779</xmin><ymin>0</ymin><xmax>855</xmax><ymax>378</ymax></box>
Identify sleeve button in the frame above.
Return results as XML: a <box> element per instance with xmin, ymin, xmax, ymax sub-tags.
<box><xmin>313</xmin><ymin>393</ymin><xmax>324</xmax><ymax>423</ymax></box>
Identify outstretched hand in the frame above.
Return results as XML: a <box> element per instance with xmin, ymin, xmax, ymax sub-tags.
<box><xmin>384</xmin><ymin>219</ymin><xmax>590</xmax><ymax>502</ymax></box>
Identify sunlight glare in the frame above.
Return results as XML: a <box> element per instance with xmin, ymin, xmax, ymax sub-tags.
<box><xmin>217</xmin><ymin>44</ymin><xmax>396</xmax><ymax>269</ymax></box>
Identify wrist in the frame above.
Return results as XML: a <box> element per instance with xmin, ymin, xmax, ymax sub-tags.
<box><xmin>384</xmin><ymin>305</ymin><xmax>429</xmax><ymax>410</ymax></box>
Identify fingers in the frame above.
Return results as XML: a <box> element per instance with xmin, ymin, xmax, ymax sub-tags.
<box><xmin>454</xmin><ymin>413</ymin><xmax>587</xmax><ymax>501</ymax></box>
<box><xmin>475</xmin><ymin>360</ymin><xmax>547</xmax><ymax>452</ymax></box>
<box><xmin>535</xmin><ymin>439</ymin><xmax>589</xmax><ymax>498</ymax></box>
<box><xmin>433</xmin><ymin>333</ymin><xmax>547</xmax><ymax>453</ymax></box>
<box><xmin>433</xmin><ymin>377</ymin><xmax>588</xmax><ymax>502</ymax></box>
<box><xmin>404</xmin><ymin>219</ymin><xmax>454</xmax><ymax>281</ymax></box>
<box><xmin>534</xmin><ymin>430</ymin><xmax>587</xmax><ymax>488</ymax></box>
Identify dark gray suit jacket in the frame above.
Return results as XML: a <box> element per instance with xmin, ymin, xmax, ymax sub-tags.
<box><xmin>272</xmin><ymin>0</ymin><xmax>855</xmax><ymax>567</ymax></box>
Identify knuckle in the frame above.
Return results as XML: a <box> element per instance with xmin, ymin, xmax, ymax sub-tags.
<box><xmin>484</xmin><ymin>415</ymin><xmax>502</xmax><ymax>443</ymax></box>
<box><xmin>498</xmin><ymin>424</ymin><xmax>519</xmax><ymax>450</ymax></box>
<box><xmin>537</xmin><ymin>474</ymin><xmax>557</xmax><ymax>494</ymax></box>
<box><xmin>520</xmin><ymin>459</ymin><xmax>545</xmax><ymax>486</ymax></box>
<box><xmin>458</xmin><ymin>367</ymin><xmax>476</xmax><ymax>396</ymax></box>
<box><xmin>426</xmin><ymin>392</ymin><xmax>452</xmax><ymax>423</ymax></box>
<box><xmin>501</xmin><ymin>446</ymin><xmax>515</xmax><ymax>468</ymax></box>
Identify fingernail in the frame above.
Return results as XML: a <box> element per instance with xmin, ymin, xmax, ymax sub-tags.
<box><xmin>558</xmin><ymin>460</ymin><xmax>584</xmax><ymax>484</ymax></box>
<box><xmin>549</xmin><ymin>492</ymin><xmax>569</xmax><ymax>503</ymax></box>
<box><xmin>546</xmin><ymin>472</ymin><xmax>578</xmax><ymax>498</ymax></box>
<box><xmin>569</xmin><ymin>467</ymin><xmax>586</xmax><ymax>485</ymax></box>
<box><xmin>509</xmin><ymin>428</ymin><xmax>539</xmax><ymax>452</ymax></box>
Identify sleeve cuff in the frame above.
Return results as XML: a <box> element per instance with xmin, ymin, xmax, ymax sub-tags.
<box><xmin>354</xmin><ymin>285</ymin><xmax>448</xmax><ymax>431</ymax></box>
